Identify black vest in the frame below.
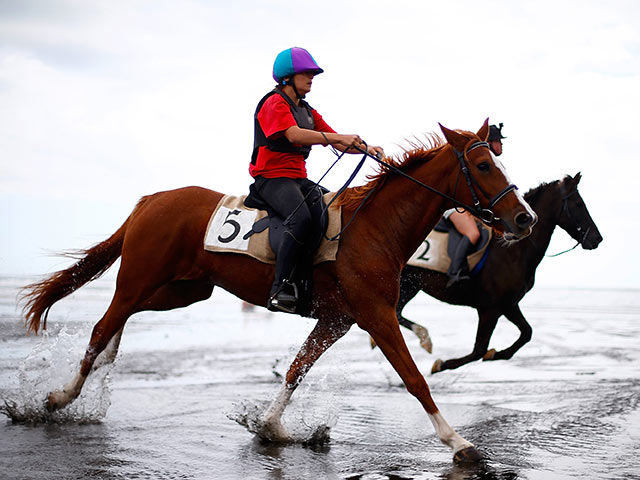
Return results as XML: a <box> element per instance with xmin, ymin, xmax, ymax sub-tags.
<box><xmin>251</xmin><ymin>89</ymin><xmax>315</xmax><ymax>165</ymax></box>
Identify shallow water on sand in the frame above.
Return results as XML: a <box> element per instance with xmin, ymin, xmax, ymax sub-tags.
<box><xmin>1</xmin><ymin>276</ymin><xmax>639</xmax><ymax>480</ymax></box>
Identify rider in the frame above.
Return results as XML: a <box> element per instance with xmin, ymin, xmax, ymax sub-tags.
<box><xmin>444</xmin><ymin>123</ymin><xmax>506</xmax><ymax>287</ymax></box>
<box><xmin>487</xmin><ymin>122</ymin><xmax>506</xmax><ymax>157</ymax></box>
<box><xmin>250</xmin><ymin>47</ymin><xmax>383</xmax><ymax>313</ymax></box>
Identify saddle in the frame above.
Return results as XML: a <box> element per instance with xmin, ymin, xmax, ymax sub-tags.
<box><xmin>203</xmin><ymin>189</ymin><xmax>341</xmax><ymax>316</ymax></box>
<box><xmin>407</xmin><ymin>217</ymin><xmax>492</xmax><ymax>274</ymax></box>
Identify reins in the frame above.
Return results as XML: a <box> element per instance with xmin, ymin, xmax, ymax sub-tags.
<box><xmin>348</xmin><ymin>141</ymin><xmax>517</xmax><ymax>225</ymax></box>
<box><xmin>284</xmin><ymin>136</ymin><xmax>517</xmax><ymax>242</ymax></box>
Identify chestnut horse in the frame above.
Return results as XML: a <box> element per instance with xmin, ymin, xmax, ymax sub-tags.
<box><xmin>394</xmin><ymin>173</ymin><xmax>602</xmax><ymax>373</ymax></box>
<box><xmin>21</xmin><ymin>120</ymin><xmax>536</xmax><ymax>463</ymax></box>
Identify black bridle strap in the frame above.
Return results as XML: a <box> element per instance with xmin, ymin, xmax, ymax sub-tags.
<box><xmin>489</xmin><ymin>184</ymin><xmax>518</xmax><ymax>209</ymax></box>
<box><xmin>429</xmin><ymin>141</ymin><xmax>516</xmax><ymax>224</ymax></box>
<box><xmin>546</xmin><ymin>183</ymin><xmax>588</xmax><ymax>257</ymax></box>
<box><xmin>453</xmin><ymin>142</ymin><xmax>518</xmax><ymax>221</ymax></box>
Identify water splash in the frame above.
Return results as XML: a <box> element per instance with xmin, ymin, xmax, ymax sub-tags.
<box><xmin>0</xmin><ymin>326</ymin><xmax>112</xmax><ymax>424</ymax></box>
<box><xmin>228</xmin><ymin>399</ymin><xmax>334</xmax><ymax>446</ymax></box>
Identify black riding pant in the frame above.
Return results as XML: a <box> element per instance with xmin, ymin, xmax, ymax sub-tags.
<box><xmin>253</xmin><ymin>176</ymin><xmax>324</xmax><ymax>294</ymax></box>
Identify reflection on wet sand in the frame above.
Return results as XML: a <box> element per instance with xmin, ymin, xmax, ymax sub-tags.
<box><xmin>1</xmin><ymin>278</ymin><xmax>639</xmax><ymax>479</ymax></box>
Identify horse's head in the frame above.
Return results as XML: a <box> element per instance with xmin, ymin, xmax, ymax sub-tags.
<box><xmin>557</xmin><ymin>173</ymin><xmax>603</xmax><ymax>250</ymax></box>
<box><xmin>439</xmin><ymin>119</ymin><xmax>537</xmax><ymax>241</ymax></box>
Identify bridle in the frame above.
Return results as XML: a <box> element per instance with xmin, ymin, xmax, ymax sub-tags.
<box><xmin>546</xmin><ymin>183</ymin><xmax>590</xmax><ymax>257</ymax></box>
<box><xmin>450</xmin><ymin>141</ymin><xmax>518</xmax><ymax>224</ymax></box>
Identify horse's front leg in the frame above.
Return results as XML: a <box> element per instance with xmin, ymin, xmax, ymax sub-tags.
<box><xmin>259</xmin><ymin>317</ymin><xmax>353</xmax><ymax>442</ymax></box>
<box><xmin>362</xmin><ymin>306</ymin><xmax>481</xmax><ymax>463</ymax></box>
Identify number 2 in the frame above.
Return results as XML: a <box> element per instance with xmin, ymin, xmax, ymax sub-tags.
<box><xmin>416</xmin><ymin>240</ymin><xmax>431</xmax><ymax>261</ymax></box>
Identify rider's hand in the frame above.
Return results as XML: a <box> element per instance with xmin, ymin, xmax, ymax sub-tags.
<box><xmin>335</xmin><ymin>134</ymin><xmax>364</xmax><ymax>150</ymax></box>
<box><xmin>368</xmin><ymin>146</ymin><xmax>384</xmax><ymax>158</ymax></box>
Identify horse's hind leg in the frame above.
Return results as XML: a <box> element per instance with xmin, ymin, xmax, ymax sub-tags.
<box><xmin>483</xmin><ymin>304</ymin><xmax>532</xmax><ymax>361</ymax></box>
<box><xmin>397</xmin><ymin>268</ymin><xmax>433</xmax><ymax>353</ymax></box>
<box><xmin>259</xmin><ymin>317</ymin><xmax>353</xmax><ymax>441</ymax></box>
<box><xmin>92</xmin><ymin>327</ymin><xmax>124</xmax><ymax>371</ymax></box>
<box><xmin>47</xmin><ymin>277</ymin><xmax>215</xmax><ymax>411</ymax></box>
<box><xmin>47</xmin><ymin>293</ymin><xmax>132</xmax><ymax>410</ymax></box>
<box><xmin>47</xmin><ymin>290</ymin><xmax>140</xmax><ymax>411</ymax></box>
<box><xmin>432</xmin><ymin>307</ymin><xmax>500</xmax><ymax>373</ymax></box>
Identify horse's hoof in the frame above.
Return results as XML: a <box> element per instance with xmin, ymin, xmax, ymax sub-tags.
<box><xmin>412</xmin><ymin>325</ymin><xmax>433</xmax><ymax>353</ymax></box>
<box><xmin>257</xmin><ymin>419</ymin><xmax>292</xmax><ymax>443</ymax></box>
<box><xmin>453</xmin><ymin>446</ymin><xmax>483</xmax><ymax>464</ymax></box>
<box><xmin>482</xmin><ymin>349</ymin><xmax>497</xmax><ymax>361</ymax></box>
<box><xmin>46</xmin><ymin>392</ymin><xmax>60</xmax><ymax>412</ymax></box>
<box><xmin>431</xmin><ymin>359</ymin><xmax>443</xmax><ymax>374</ymax></box>
<box><xmin>46</xmin><ymin>390</ymin><xmax>70</xmax><ymax>412</ymax></box>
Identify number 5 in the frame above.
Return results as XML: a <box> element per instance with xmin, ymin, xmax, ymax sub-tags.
<box><xmin>218</xmin><ymin>209</ymin><xmax>242</xmax><ymax>244</ymax></box>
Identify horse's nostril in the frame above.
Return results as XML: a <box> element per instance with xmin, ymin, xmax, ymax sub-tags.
<box><xmin>515</xmin><ymin>212</ymin><xmax>532</xmax><ymax>228</ymax></box>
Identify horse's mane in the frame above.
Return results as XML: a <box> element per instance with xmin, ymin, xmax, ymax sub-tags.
<box><xmin>334</xmin><ymin>133</ymin><xmax>448</xmax><ymax>210</ymax></box>
<box><xmin>522</xmin><ymin>178</ymin><xmax>563</xmax><ymax>204</ymax></box>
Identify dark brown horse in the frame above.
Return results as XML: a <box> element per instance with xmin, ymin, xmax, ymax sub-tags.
<box><xmin>394</xmin><ymin>173</ymin><xmax>602</xmax><ymax>373</ymax></box>
<box><xmin>21</xmin><ymin>120</ymin><xmax>536</xmax><ymax>463</ymax></box>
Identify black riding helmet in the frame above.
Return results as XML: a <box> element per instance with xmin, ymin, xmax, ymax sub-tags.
<box><xmin>488</xmin><ymin>123</ymin><xmax>506</xmax><ymax>142</ymax></box>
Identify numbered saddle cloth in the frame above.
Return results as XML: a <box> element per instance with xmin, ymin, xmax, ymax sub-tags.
<box><xmin>407</xmin><ymin>222</ymin><xmax>492</xmax><ymax>273</ymax></box>
<box><xmin>203</xmin><ymin>193</ymin><xmax>341</xmax><ymax>264</ymax></box>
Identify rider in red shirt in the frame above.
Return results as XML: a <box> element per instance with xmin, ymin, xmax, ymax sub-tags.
<box><xmin>250</xmin><ymin>94</ymin><xmax>335</xmax><ymax>178</ymax></box>
<box><xmin>250</xmin><ymin>47</ymin><xmax>383</xmax><ymax>313</ymax></box>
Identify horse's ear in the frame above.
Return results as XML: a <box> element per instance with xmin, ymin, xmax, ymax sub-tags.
<box><xmin>439</xmin><ymin>123</ymin><xmax>468</xmax><ymax>151</ymax></box>
<box><xmin>477</xmin><ymin>118</ymin><xmax>490</xmax><ymax>141</ymax></box>
<box><xmin>565</xmin><ymin>172</ymin><xmax>582</xmax><ymax>189</ymax></box>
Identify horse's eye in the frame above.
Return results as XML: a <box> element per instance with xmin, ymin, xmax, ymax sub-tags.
<box><xmin>477</xmin><ymin>162</ymin><xmax>490</xmax><ymax>172</ymax></box>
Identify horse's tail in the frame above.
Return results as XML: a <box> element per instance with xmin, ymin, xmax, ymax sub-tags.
<box><xmin>21</xmin><ymin>196</ymin><xmax>150</xmax><ymax>334</ymax></box>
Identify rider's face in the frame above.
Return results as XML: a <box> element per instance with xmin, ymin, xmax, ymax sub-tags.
<box><xmin>489</xmin><ymin>140</ymin><xmax>503</xmax><ymax>156</ymax></box>
<box><xmin>292</xmin><ymin>72</ymin><xmax>315</xmax><ymax>96</ymax></box>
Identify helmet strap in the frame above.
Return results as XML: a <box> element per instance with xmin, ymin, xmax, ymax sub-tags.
<box><xmin>282</xmin><ymin>76</ymin><xmax>304</xmax><ymax>100</ymax></box>
<box><xmin>291</xmin><ymin>82</ymin><xmax>304</xmax><ymax>100</ymax></box>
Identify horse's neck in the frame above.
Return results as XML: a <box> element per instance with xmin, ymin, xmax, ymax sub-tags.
<box><xmin>362</xmin><ymin>156</ymin><xmax>454</xmax><ymax>265</ymax></box>
<box><xmin>518</xmin><ymin>186</ymin><xmax>562</xmax><ymax>265</ymax></box>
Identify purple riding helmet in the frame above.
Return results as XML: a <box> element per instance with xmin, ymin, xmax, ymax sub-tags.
<box><xmin>272</xmin><ymin>47</ymin><xmax>324</xmax><ymax>83</ymax></box>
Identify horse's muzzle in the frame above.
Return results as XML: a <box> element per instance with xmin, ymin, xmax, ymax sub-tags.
<box><xmin>515</xmin><ymin>211</ymin><xmax>536</xmax><ymax>231</ymax></box>
<box><xmin>503</xmin><ymin>210</ymin><xmax>537</xmax><ymax>241</ymax></box>
<box><xmin>582</xmin><ymin>230</ymin><xmax>603</xmax><ymax>250</ymax></box>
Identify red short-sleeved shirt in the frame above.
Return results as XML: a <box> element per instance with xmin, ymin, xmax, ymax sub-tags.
<box><xmin>249</xmin><ymin>94</ymin><xmax>336</xmax><ymax>179</ymax></box>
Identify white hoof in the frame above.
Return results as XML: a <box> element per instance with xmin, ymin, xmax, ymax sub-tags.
<box><xmin>257</xmin><ymin>417</ymin><xmax>292</xmax><ymax>443</ymax></box>
<box><xmin>47</xmin><ymin>390</ymin><xmax>72</xmax><ymax>411</ymax></box>
<box><xmin>412</xmin><ymin>324</ymin><xmax>433</xmax><ymax>353</ymax></box>
<box><xmin>431</xmin><ymin>359</ymin><xmax>443</xmax><ymax>374</ymax></box>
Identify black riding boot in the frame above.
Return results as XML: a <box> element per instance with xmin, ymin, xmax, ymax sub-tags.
<box><xmin>447</xmin><ymin>235</ymin><xmax>474</xmax><ymax>288</ymax></box>
<box><xmin>268</xmin><ymin>231</ymin><xmax>304</xmax><ymax>313</ymax></box>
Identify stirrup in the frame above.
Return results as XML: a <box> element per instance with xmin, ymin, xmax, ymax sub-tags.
<box><xmin>267</xmin><ymin>281</ymin><xmax>298</xmax><ymax>313</ymax></box>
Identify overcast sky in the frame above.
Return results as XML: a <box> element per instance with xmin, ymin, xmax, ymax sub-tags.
<box><xmin>1</xmin><ymin>0</ymin><xmax>638</xmax><ymax>289</ymax></box>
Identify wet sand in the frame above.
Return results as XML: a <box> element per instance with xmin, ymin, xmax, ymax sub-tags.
<box><xmin>1</xmin><ymin>276</ymin><xmax>639</xmax><ymax>479</ymax></box>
